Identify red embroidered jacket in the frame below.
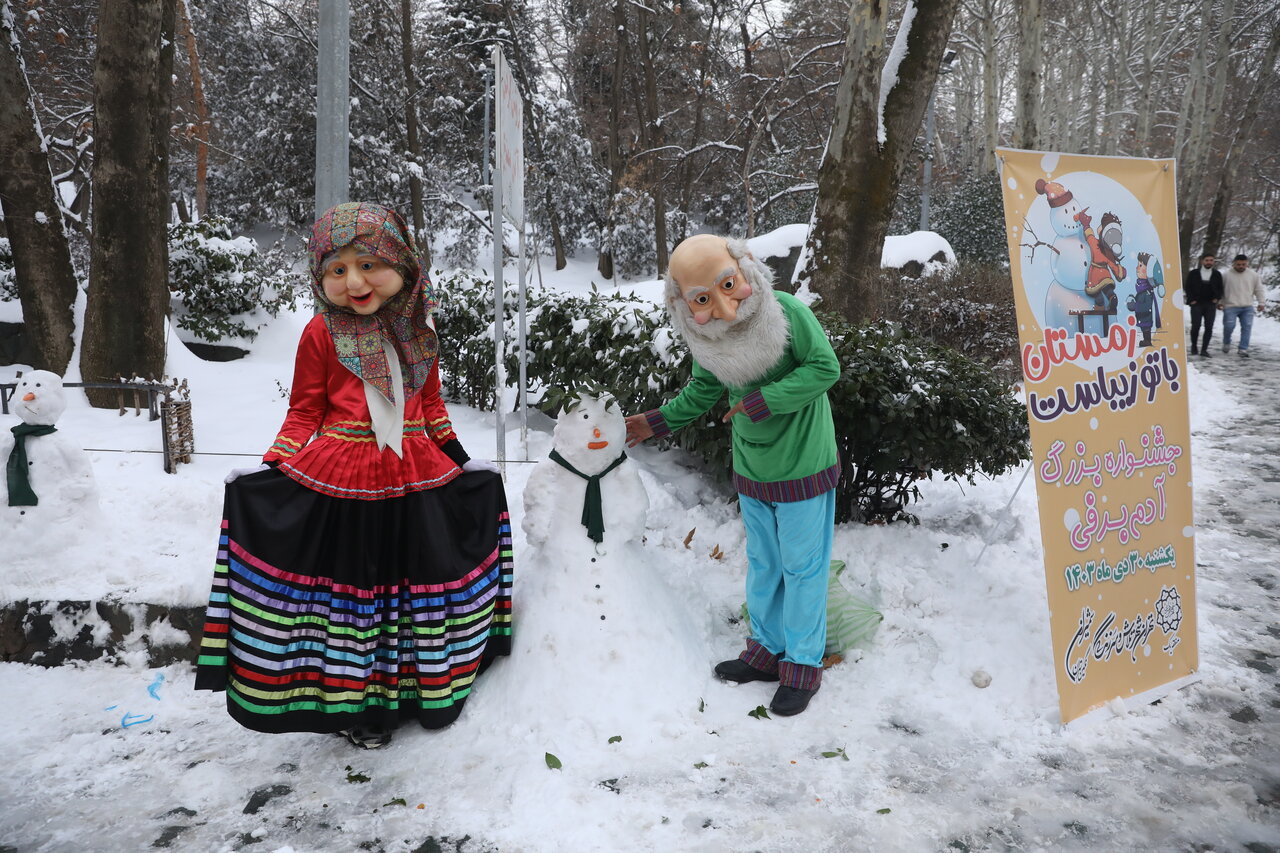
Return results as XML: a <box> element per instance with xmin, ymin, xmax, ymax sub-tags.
<box><xmin>263</xmin><ymin>315</ymin><xmax>467</xmax><ymax>500</ymax></box>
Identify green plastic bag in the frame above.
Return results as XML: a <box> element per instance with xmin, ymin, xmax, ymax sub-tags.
<box><xmin>740</xmin><ymin>560</ymin><xmax>883</xmax><ymax>656</ymax></box>
<box><xmin>824</xmin><ymin>559</ymin><xmax>883</xmax><ymax>655</ymax></box>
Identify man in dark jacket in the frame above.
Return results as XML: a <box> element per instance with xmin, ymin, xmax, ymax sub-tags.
<box><xmin>1183</xmin><ymin>252</ymin><xmax>1223</xmax><ymax>356</ymax></box>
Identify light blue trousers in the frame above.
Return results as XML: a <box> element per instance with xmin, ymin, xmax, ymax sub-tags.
<box><xmin>1221</xmin><ymin>305</ymin><xmax>1256</xmax><ymax>352</ymax></box>
<box><xmin>739</xmin><ymin>491</ymin><xmax>835</xmax><ymax>669</ymax></box>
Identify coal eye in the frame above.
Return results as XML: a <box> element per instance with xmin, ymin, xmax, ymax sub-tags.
<box><xmin>582</xmin><ymin>413</ymin><xmax>589</xmax><ymax>419</ymax></box>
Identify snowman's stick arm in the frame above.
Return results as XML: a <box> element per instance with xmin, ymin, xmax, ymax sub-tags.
<box><xmin>1019</xmin><ymin>218</ymin><xmax>1060</xmax><ymax>264</ymax></box>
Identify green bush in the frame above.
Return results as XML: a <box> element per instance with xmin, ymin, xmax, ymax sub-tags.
<box><xmin>167</xmin><ymin>216</ymin><xmax>303</xmax><ymax>341</ymax></box>
<box><xmin>433</xmin><ymin>272</ymin><xmax>1029</xmax><ymax>523</ymax></box>
<box><xmin>821</xmin><ymin>316</ymin><xmax>1029</xmax><ymax>523</ymax></box>
<box><xmin>873</xmin><ymin>259</ymin><xmax>1021</xmax><ymax>383</ymax></box>
<box><xmin>0</xmin><ymin>238</ymin><xmax>15</xmax><ymax>302</ymax></box>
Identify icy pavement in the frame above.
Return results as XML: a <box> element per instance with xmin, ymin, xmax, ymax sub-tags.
<box><xmin>2</xmin><ymin>337</ymin><xmax>1279</xmax><ymax>853</ymax></box>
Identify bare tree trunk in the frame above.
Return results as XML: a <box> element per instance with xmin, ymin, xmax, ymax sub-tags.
<box><xmin>804</xmin><ymin>0</ymin><xmax>961</xmax><ymax>323</ymax></box>
<box><xmin>1100</xmin><ymin>6</ymin><xmax>1120</xmax><ymax>156</ymax></box>
<box><xmin>1011</xmin><ymin>0</ymin><xmax>1041</xmax><ymax>150</ymax></box>
<box><xmin>400</xmin><ymin>0</ymin><xmax>428</xmax><ymax>265</ymax></box>
<box><xmin>1133</xmin><ymin>0</ymin><xmax>1157</xmax><ymax>152</ymax></box>
<box><xmin>979</xmin><ymin>0</ymin><xmax>998</xmax><ymax>170</ymax></box>
<box><xmin>0</xmin><ymin>0</ymin><xmax>80</xmax><ymax>373</ymax></box>
<box><xmin>1178</xmin><ymin>0</ymin><xmax>1234</xmax><ymax>262</ymax></box>
<box><xmin>636</xmin><ymin>5</ymin><xmax>668</xmax><ymax>273</ymax></box>
<box><xmin>176</xmin><ymin>0</ymin><xmax>208</xmax><ymax>217</ymax></box>
<box><xmin>1203</xmin><ymin>24</ymin><xmax>1280</xmax><ymax>256</ymax></box>
<box><xmin>676</xmin><ymin>1</ymin><xmax>716</xmax><ymax>243</ymax></box>
<box><xmin>80</xmin><ymin>0</ymin><xmax>176</xmax><ymax>404</ymax></box>
<box><xmin>597</xmin><ymin>0</ymin><xmax>627</xmax><ymax>280</ymax></box>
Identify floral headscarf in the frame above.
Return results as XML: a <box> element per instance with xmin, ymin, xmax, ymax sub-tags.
<box><xmin>309</xmin><ymin>202</ymin><xmax>439</xmax><ymax>404</ymax></box>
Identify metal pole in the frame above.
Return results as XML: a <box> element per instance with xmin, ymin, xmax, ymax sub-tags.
<box><xmin>919</xmin><ymin>89</ymin><xmax>935</xmax><ymax>232</ymax></box>
<box><xmin>315</xmin><ymin>0</ymin><xmax>350</xmax><ymax>219</ymax></box>
<box><xmin>517</xmin><ymin>221</ymin><xmax>528</xmax><ymax>458</ymax></box>
<box><xmin>491</xmin><ymin>47</ymin><xmax>506</xmax><ymax>471</ymax></box>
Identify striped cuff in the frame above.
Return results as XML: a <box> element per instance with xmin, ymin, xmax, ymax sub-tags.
<box><xmin>739</xmin><ymin>638</ymin><xmax>779</xmax><ymax>674</ymax></box>
<box><xmin>778</xmin><ymin>660</ymin><xmax>822</xmax><ymax>690</ymax></box>
<box><xmin>733</xmin><ymin>461</ymin><xmax>841</xmax><ymax>503</ymax></box>
<box><xmin>741</xmin><ymin>389</ymin><xmax>770</xmax><ymax>422</ymax></box>
<box><xmin>644</xmin><ymin>408</ymin><xmax>672</xmax><ymax>439</ymax></box>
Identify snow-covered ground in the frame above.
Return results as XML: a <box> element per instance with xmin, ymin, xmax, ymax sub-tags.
<box><xmin>1</xmin><ymin>248</ymin><xmax>1278</xmax><ymax>853</ymax></box>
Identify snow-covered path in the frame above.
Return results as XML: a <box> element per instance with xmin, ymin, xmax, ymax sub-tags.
<box><xmin>2</xmin><ymin>322</ymin><xmax>1279</xmax><ymax>853</ymax></box>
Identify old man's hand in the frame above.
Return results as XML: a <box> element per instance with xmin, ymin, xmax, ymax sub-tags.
<box><xmin>625</xmin><ymin>413</ymin><xmax>654</xmax><ymax>447</ymax></box>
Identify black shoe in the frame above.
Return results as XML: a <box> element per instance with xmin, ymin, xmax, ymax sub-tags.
<box><xmin>1239</xmin><ymin>350</ymin><xmax>1250</xmax><ymax>358</ymax></box>
<box><xmin>769</xmin><ymin>685</ymin><xmax>818</xmax><ymax>716</ymax></box>
<box><xmin>714</xmin><ymin>658</ymin><xmax>779</xmax><ymax>683</ymax></box>
<box><xmin>1190</xmin><ymin>347</ymin><xmax>1198</xmax><ymax>355</ymax></box>
<box><xmin>1200</xmin><ymin>350</ymin><xmax>1211</xmax><ymax>358</ymax></box>
<box><xmin>337</xmin><ymin>726</ymin><xmax>392</xmax><ymax>749</ymax></box>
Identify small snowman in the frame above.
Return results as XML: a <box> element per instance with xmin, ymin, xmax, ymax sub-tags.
<box><xmin>1</xmin><ymin>371</ymin><xmax>99</xmax><ymax>543</ymax></box>
<box><xmin>523</xmin><ymin>389</ymin><xmax>647</xmax><ymax>552</ymax></box>
<box><xmin>514</xmin><ymin>390</ymin><xmax>708</xmax><ymax>737</ymax></box>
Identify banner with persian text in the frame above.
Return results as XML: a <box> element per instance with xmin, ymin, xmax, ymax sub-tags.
<box><xmin>996</xmin><ymin>148</ymin><xmax>1199</xmax><ymax>726</ymax></box>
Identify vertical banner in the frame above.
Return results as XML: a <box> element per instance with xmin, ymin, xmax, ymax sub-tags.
<box><xmin>996</xmin><ymin>148</ymin><xmax>1199</xmax><ymax>726</ymax></box>
<box><xmin>494</xmin><ymin>47</ymin><xmax>524</xmax><ymax>229</ymax></box>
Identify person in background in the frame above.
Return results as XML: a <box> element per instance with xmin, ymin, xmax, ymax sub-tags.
<box><xmin>1219</xmin><ymin>254</ymin><xmax>1266</xmax><ymax>358</ymax></box>
<box><xmin>1182</xmin><ymin>252</ymin><xmax>1223</xmax><ymax>357</ymax></box>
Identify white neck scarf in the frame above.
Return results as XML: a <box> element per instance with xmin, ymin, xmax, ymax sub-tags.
<box><xmin>364</xmin><ymin>338</ymin><xmax>406</xmax><ymax>458</ymax></box>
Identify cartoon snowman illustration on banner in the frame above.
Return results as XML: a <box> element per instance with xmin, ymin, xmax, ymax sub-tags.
<box><xmin>1033</xmin><ymin>178</ymin><xmax>1126</xmax><ymax>337</ymax></box>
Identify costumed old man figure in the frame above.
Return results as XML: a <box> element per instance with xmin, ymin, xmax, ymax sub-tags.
<box><xmin>625</xmin><ymin>234</ymin><xmax>840</xmax><ymax>716</ymax></box>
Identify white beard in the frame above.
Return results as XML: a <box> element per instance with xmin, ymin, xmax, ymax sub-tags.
<box><xmin>665</xmin><ymin>243</ymin><xmax>790</xmax><ymax>388</ymax></box>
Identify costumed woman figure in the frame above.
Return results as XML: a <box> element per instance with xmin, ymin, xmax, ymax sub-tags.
<box><xmin>195</xmin><ymin>202</ymin><xmax>513</xmax><ymax>749</ymax></box>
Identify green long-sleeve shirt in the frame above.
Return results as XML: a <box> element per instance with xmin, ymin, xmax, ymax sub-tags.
<box><xmin>645</xmin><ymin>291</ymin><xmax>840</xmax><ymax>502</ymax></box>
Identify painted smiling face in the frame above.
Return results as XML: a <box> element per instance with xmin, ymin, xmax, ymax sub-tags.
<box><xmin>320</xmin><ymin>245</ymin><xmax>406</xmax><ymax>315</ymax></box>
<box><xmin>552</xmin><ymin>392</ymin><xmax>626</xmax><ymax>476</ymax></box>
<box><xmin>13</xmin><ymin>370</ymin><xmax>67</xmax><ymax>427</ymax></box>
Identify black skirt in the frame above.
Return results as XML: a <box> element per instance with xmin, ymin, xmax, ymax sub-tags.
<box><xmin>194</xmin><ymin>467</ymin><xmax>513</xmax><ymax>734</ymax></box>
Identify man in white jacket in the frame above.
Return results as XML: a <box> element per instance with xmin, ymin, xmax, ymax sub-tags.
<box><xmin>1220</xmin><ymin>254</ymin><xmax>1266</xmax><ymax>357</ymax></box>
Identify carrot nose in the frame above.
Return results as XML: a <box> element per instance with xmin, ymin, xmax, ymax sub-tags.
<box><xmin>23</xmin><ymin>392</ymin><xmax>35</xmax><ymax>401</ymax></box>
<box><xmin>593</xmin><ymin>427</ymin><xmax>601</xmax><ymax>438</ymax></box>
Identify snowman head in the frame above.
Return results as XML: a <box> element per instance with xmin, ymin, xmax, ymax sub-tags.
<box><xmin>13</xmin><ymin>370</ymin><xmax>67</xmax><ymax>426</ymax></box>
<box><xmin>1036</xmin><ymin>178</ymin><xmax>1083</xmax><ymax>238</ymax></box>
<box><xmin>552</xmin><ymin>391</ymin><xmax>626</xmax><ymax>476</ymax></box>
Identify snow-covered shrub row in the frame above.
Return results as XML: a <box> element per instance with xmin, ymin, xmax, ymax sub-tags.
<box><xmin>433</xmin><ymin>270</ymin><xmax>1029</xmax><ymax>523</ymax></box>
<box><xmin>883</xmin><ymin>259</ymin><xmax>1021</xmax><ymax>382</ymax></box>
<box><xmin>0</xmin><ymin>238</ymin><xmax>15</xmax><ymax>301</ymax></box>
<box><xmin>432</xmin><ymin>270</ymin><xmax>691</xmax><ymax>419</ymax></box>
<box><xmin>822</xmin><ymin>316</ymin><xmax>1030</xmax><ymax>524</ymax></box>
<box><xmin>166</xmin><ymin>217</ymin><xmax>304</xmax><ymax>342</ymax></box>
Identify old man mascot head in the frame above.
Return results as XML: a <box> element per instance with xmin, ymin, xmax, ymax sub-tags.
<box><xmin>664</xmin><ymin>234</ymin><xmax>789</xmax><ymax>387</ymax></box>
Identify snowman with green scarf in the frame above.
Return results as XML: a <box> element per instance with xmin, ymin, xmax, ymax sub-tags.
<box><xmin>2</xmin><ymin>371</ymin><xmax>99</xmax><ymax>542</ymax></box>
<box><xmin>523</xmin><ymin>387</ymin><xmax>647</xmax><ymax>552</ymax></box>
<box><xmin>516</xmin><ymin>387</ymin><xmax>709</xmax><ymax>734</ymax></box>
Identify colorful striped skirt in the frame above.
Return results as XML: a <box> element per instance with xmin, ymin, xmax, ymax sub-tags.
<box><xmin>194</xmin><ymin>467</ymin><xmax>513</xmax><ymax>734</ymax></box>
